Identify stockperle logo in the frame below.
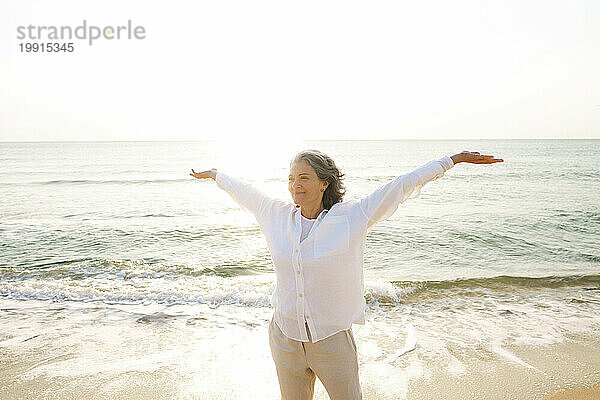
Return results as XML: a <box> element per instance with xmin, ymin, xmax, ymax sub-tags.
<box><xmin>16</xmin><ymin>20</ymin><xmax>146</xmax><ymax>46</ymax></box>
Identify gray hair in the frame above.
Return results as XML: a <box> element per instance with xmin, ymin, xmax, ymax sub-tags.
<box><xmin>291</xmin><ymin>149</ymin><xmax>346</xmax><ymax>210</ymax></box>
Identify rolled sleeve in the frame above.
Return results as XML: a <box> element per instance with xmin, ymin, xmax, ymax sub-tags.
<box><xmin>440</xmin><ymin>155</ymin><xmax>455</xmax><ymax>170</ymax></box>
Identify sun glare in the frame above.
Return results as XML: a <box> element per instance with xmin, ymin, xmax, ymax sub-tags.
<box><xmin>214</xmin><ymin>136</ymin><xmax>303</xmax><ymax>180</ymax></box>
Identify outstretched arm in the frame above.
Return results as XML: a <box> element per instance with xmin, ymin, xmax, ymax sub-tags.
<box><xmin>358</xmin><ymin>151</ymin><xmax>503</xmax><ymax>231</ymax></box>
<box><xmin>190</xmin><ymin>168</ymin><xmax>281</xmax><ymax>223</ymax></box>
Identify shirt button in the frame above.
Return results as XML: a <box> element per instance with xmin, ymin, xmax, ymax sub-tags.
<box><xmin>296</xmin><ymin>271</ymin><xmax>300</xmax><ymax>275</ymax></box>
<box><xmin>306</xmin><ymin>316</ymin><xmax>310</xmax><ymax>320</ymax></box>
<box><xmin>294</xmin><ymin>249</ymin><xmax>299</xmax><ymax>253</ymax></box>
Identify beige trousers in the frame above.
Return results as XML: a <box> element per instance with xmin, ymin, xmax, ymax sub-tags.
<box><xmin>268</xmin><ymin>317</ymin><xmax>362</xmax><ymax>400</ymax></box>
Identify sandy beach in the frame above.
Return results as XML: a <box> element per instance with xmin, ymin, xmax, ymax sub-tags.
<box><xmin>1</xmin><ymin>298</ymin><xmax>600</xmax><ymax>400</ymax></box>
<box><xmin>543</xmin><ymin>385</ymin><xmax>600</xmax><ymax>400</ymax></box>
<box><xmin>402</xmin><ymin>333</ymin><xmax>600</xmax><ymax>400</ymax></box>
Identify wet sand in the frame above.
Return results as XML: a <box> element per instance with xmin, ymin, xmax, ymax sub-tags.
<box><xmin>542</xmin><ymin>385</ymin><xmax>600</xmax><ymax>400</ymax></box>
<box><xmin>401</xmin><ymin>333</ymin><xmax>600</xmax><ymax>400</ymax></box>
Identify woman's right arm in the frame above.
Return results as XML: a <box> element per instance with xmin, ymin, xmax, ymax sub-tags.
<box><xmin>190</xmin><ymin>168</ymin><xmax>282</xmax><ymax>222</ymax></box>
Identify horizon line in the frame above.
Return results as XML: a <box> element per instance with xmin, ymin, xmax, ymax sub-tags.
<box><xmin>1</xmin><ymin>137</ymin><xmax>599</xmax><ymax>144</ymax></box>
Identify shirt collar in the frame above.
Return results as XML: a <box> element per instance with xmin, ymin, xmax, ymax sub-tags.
<box><xmin>295</xmin><ymin>206</ymin><xmax>328</xmax><ymax>224</ymax></box>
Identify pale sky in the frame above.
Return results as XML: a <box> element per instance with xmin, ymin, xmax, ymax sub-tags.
<box><xmin>1</xmin><ymin>0</ymin><xmax>599</xmax><ymax>142</ymax></box>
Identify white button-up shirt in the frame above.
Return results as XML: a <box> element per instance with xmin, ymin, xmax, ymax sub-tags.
<box><xmin>214</xmin><ymin>156</ymin><xmax>454</xmax><ymax>342</ymax></box>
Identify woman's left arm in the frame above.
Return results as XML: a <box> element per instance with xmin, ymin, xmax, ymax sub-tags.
<box><xmin>358</xmin><ymin>151</ymin><xmax>503</xmax><ymax>230</ymax></box>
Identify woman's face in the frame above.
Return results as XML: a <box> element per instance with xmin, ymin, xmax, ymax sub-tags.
<box><xmin>288</xmin><ymin>162</ymin><xmax>329</xmax><ymax>208</ymax></box>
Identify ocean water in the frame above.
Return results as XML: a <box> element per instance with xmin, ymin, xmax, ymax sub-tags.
<box><xmin>1</xmin><ymin>139</ymin><xmax>599</xmax><ymax>399</ymax></box>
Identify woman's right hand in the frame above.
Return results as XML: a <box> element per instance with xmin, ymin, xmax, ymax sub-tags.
<box><xmin>190</xmin><ymin>168</ymin><xmax>217</xmax><ymax>180</ymax></box>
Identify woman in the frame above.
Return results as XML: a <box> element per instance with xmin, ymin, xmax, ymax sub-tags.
<box><xmin>190</xmin><ymin>150</ymin><xmax>503</xmax><ymax>400</ymax></box>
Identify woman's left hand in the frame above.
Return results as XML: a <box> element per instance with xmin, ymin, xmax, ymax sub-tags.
<box><xmin>451</xmin><ymin>151</ymin><xmax>503</xmax><ymax>165</ymax></box>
